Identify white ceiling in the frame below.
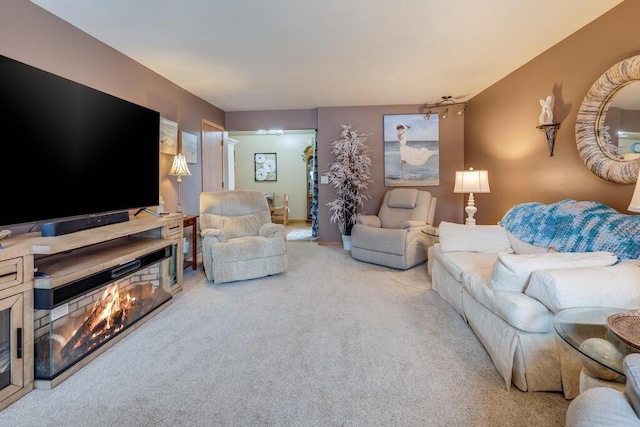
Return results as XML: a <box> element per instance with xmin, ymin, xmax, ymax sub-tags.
<box><xmin>30</xmin><ymin>0</ymin><xmax>624</xmax><ymax>112</ymax></box>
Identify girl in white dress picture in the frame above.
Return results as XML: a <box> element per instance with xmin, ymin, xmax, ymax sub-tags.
<box><xmin>383</xmin><ymin>114</ymin><xmax>439</xmax><ymax>186</ymax></box>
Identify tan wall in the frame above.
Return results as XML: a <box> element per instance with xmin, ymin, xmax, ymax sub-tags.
<box><xmin>465</xmin><ymin>0</ymin><xmax>640</xmax><ymax>225</ymax></box>
<box><xmin>0</xmin><ymin>0</ymin><xmax>225</xmax><ymax>232</ymax></box>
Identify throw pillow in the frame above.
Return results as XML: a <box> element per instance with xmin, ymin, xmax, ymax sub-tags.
<box><xmin>487</xmin><ymin>251</ymin><xmax>619</xmax><ymax>292</ymax></box>
<box><xmin>525</xmin><ymin>261</ymin><xmax>640</xmax><ymax>312</ymax></box>
<box><xmin>438</xmin><ymin>221</ymin><xmax>513</xmax><ymax>253</ymax></box>
<box><xmin>506</xmin><ymin>230</ymin><xmax>550</xmax><ymax>254</ymax></box>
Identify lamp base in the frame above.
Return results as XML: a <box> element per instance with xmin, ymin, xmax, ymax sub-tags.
<box><xmin>464</xmin><ymin>193</ymin><xmax>477</xmax><ymax>226</ymax></box>
<box><xmin>176</xmin><ymin>204</ymin><xmax>183</xmax><ymax>214</ymax></box>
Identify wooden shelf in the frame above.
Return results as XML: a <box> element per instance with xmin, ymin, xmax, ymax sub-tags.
<box><xmin>34</xmin><ymin>237</ymin><xmax>171</xmax><ymax>290</ymax></box>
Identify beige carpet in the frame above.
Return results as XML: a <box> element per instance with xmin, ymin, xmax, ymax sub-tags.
<box><xmin>0</xmin><ymin>242</ymin><xmax>569</xmax><ymax>426</ymax></box>
<box><xmin>286</xmin><ymin>228</ymin><xmax>313</xmax><ymax>241</ymax></box>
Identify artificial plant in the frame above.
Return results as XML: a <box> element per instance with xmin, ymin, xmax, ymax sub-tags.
<box><xmin>326</xmin><ymin>124</ymin><xmax>373</xmax><ymax>236</ymax></box>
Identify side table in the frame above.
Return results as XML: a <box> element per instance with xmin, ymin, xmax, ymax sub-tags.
<box><xmin>182</xmin><ymin>215</ymin><xmax>198</xmax><ymax>270</ymax></box>
<box><xmin>422</xmin><ymin>225</ymin><xmax>439</xmax><ymax>276</ymax></box>
<box><xmin>553</xmin><ymin>307</ymin><xmax>636</xmax><ymax>392</ymax></box>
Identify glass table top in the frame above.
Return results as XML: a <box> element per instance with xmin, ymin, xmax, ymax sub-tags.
<box><xmin>553</xmin><ymin>307</ymin><xmax>639</xmax><ymax>376</ymax></box>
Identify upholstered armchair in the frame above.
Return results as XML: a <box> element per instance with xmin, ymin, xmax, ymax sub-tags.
<box><xmin>351</xmin><ymin>188</ymin><xmax>437</xmax><ymax>270</ymax></box>
<box><xmin>199</xmin><ymin>190</ymin><xmax>287</xmax><ymax>283</ymax></box>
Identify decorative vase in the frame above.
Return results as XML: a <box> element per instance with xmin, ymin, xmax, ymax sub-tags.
<box><xmin>341</xmin><ymin>234</ymin><xmax>352</xmax><ymax>250</ymax></box>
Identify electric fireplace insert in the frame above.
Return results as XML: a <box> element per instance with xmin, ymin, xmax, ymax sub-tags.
<box><xmin>33</xmin><ymin>246</ymin><xmax>172</xmax><ymax>388</ymax></box>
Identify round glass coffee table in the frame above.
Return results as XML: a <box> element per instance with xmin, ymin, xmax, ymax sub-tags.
<box><xmin>553</xmin><ymin>307</ymin><xmax>638</xmax><ymax>379</ymax></box>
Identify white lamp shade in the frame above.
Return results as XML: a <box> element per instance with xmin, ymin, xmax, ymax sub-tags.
<box><xmin>454</xmin><ymin>169</ymin><xmax>490</xmax><ymax>194</ymax></box>
<box><xmin>169</xmin><ymin>154</ymin><xmax>191</xmax><ymax>177</ymax></box>
<box><xmin>629</xmin><ymin>172</ymin><xmax>640</xmax><ymax>213</ymax></box>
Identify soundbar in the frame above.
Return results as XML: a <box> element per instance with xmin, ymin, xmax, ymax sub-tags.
<box><xmin>41</xmin><ymin>211</ymin><xmax>130</xmax><ymax>237</ymax></box>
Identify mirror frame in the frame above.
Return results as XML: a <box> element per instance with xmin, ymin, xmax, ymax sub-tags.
<box><xmin>575</xmin><ymin>55</ymin><xmax>640</xmax><ymax>184</ymax></box>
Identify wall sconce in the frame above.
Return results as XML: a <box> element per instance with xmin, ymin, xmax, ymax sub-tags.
<box><xmin>536</xmin><ymin>95</ymin><xmax>561</xmax><ymax>156</ymax></box>
<box><xmin>453</xmin><ymin>168</ymin><xmax>491</xmax><ymax>225</ymax></box>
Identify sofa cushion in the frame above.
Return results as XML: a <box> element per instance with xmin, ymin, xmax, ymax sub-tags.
<box><xmin>438</xmin><ymin>221</ymin><xmax>513</xmax><ymax>254</ymax></box>
<box><xmin>525</xmin><ymin>261</ymin><xmax>640</xmax><ymax>313</ymax></box>
<box><xmin>462</xmin><ymin>270</ymin><xmax>552</xmax><ymax>333</ymax></box>
<box><xmin>506</xmin><ymin>230</ymin><xmax>550</xmax><ymax>254</ymax></box>
<box><xmin>487</xmin><ymin>251</ymin><xmax>618</xmax><ymax>292</ymax></box>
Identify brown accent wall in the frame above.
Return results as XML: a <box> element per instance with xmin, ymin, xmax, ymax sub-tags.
<box><xmin>0</xmin><ymin>0</ymin><xmax>225</xmax><ymax>230</ymax></box>
<box><xmin>465</xmin><ymin>0</ymin><xmax>640</xmax><ymax>225</ymax></box>
<box><xmin>226</xmin><ymin>105</ymin><xmax>464</xmax><ymax>244</ymax></box>
<box><xmin>316</xmin><ymin>106</ymin><xmax>464</xmax><ymax>244</ymax></box>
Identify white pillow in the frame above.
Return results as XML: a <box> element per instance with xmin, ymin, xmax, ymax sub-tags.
<box><xmin>487</xmin><ymin>251</ymin><xmax>619</xmax><ymax>292</ymax></box>
<box><xmin>506</xmin><ymin>230</ymin><xmax>550</xmax><ymax>254</ymax></box>
<box><xmin>438</xmin><ymin>221</ymin><xmax>513</xmax><ymax>253</ymax></box>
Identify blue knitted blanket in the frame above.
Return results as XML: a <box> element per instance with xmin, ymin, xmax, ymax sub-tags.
<box><xmin>500</xmin><ymin>199</ymin><xmax>640</xmax><ymax>260</ymax></box>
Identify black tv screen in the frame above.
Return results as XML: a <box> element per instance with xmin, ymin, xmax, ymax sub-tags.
<box><xmin>0</xmin><ymin>54</ymin><xmax>160</xmax><ymax>228</ymax></box>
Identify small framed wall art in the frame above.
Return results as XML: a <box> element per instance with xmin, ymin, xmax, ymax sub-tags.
<box><xmin>160</xmin><ymin>117</ymin><xmax>178</xmax><ymax>155</ymax></box>
<box><xmin>254</xmin><ymin>153</ymin><xmax>277</xmax><ymax>181</ymax></box>
<box><xmin>181</xmin><ymin>131</ymin><xmax>198</xmax><ymax>164</ymax></box>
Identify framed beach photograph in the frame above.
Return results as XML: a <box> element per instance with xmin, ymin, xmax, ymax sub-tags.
<box><xmin>181</xmin><ymin>131</ymin><xmax>198</xmax><ymax>164</ymax></box>
<box><xmin>383</xmin><ymin>114</ymin><xmax>439</xmax><ymax>186</ymax></box>
<box><xmin>254</xmin><ymin>152</ymin><xmax>277</xmax><ymax>181</ymax></box>
<box><xmin>159</xmin><ymin>117</ymin><xmax>178</xmax><ymax>155</ymax></box>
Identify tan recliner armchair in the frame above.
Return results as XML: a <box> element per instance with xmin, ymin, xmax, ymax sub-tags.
<box><xmin>351</xmin><ymin>188</ymin><xmax>437</xmax><ymax>270</ymax></box>
<box><xmin>199</xmin><ymin>190</ymin><xmax>287</xmax><ymax>283</ymax></box>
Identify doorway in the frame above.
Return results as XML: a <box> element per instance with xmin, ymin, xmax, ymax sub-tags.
<box><xmin>201</xmin><ymin>120</ymin><xmax>224</xmax><ymax>192</ymax></box>
<box><xmin>227</xmin><ymin>130</ymin><xmax>317</xmax><ymax>236</ymax></box>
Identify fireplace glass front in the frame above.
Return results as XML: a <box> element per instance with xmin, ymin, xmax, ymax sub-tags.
<box><xmin>0</xmin><ymin>308</ymin><xmax>11</xmax><ymax>390</ymax></box>
<box><xmin>34</xmin><ymin>260</ymin><xmax>171</xmax><ymax>383</ymax></box>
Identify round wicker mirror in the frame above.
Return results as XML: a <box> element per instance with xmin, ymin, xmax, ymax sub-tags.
<box><xmin>575</xmin><ymin>55</ymin><xmax>640</xmax><ymax>184</ymax></box>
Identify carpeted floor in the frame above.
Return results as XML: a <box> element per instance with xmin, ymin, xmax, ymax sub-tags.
<box><xmin>0</xmin><ymin>242</ymin><xmax>570</xmax><ymax>426</ymax></box>
<box><xmin>286</xmin><ymin>228</ymin><xmax>314</xmax><ymax>241</ymax></box>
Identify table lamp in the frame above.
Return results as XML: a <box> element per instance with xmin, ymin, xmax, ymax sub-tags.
<box><xmin>169</xmin><ymin>154</ymin><xmax>191</xmax><ymax>213</ymax></box>
<box><xmin>454</xmin><ymin>168</ymin><xmax>490</xmax><ymax>225</ymax></box>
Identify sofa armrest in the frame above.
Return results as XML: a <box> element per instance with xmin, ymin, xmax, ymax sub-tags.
<box><xmin>625</xmin><ymin>354</ymin><xmax>640</xmax><ymax>418</ymax></box>
<box><xmin>402</xmin><ymin>220</ymin><xmax>426</xmax><ymax>229</ymax></box>
<box><xmin>201</xmin><ymin>227</ymin><xmax>226</xmax><ymax>243</ymax></box>
<box><xmin>356</xmin><ymin>214</ymin><xmax>381</xmax><ymax>228</ymax></box>
<box><xmin>525</xmin><ymin>262</ymin><xmax>640</xmax><ymax>313</ymax></box>
<box><xmin>259</xmin><ymin>223</ymin><xmax>286</xmax><ymax>239</ymax></box>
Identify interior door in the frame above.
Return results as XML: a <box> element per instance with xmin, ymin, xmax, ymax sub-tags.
<box><xmin>201</xmin><ymin>120</ymin><xmax>224</xmax><ymax>192</ymax></box>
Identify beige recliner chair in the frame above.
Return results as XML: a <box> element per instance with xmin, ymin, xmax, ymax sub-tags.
<box><xmin>199</xmin><ymin>190</ymin><xmax>287</xmax><ymax>283</ymax></box>
<box><xmin>351</xmin><ymin>188</ymin><xmax>437</xmax><ymax>270</ymax></box>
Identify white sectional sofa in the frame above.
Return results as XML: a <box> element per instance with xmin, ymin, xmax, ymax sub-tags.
<box><xmin>429</xmin><ymin>199</ymin><xmax>640</xmax><ymax>398</ymax></box>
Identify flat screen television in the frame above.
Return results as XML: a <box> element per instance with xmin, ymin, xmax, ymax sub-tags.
<box><xmin>0</xmin><ymin>54</ymin><xmax>160</xmax><ymax>229</ymax></box>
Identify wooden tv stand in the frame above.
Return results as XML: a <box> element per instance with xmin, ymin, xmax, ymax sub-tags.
<box><xmin>0</xmin><ymin>213</ymin><xmax>183</xmax><ymax>407</ymax></box>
